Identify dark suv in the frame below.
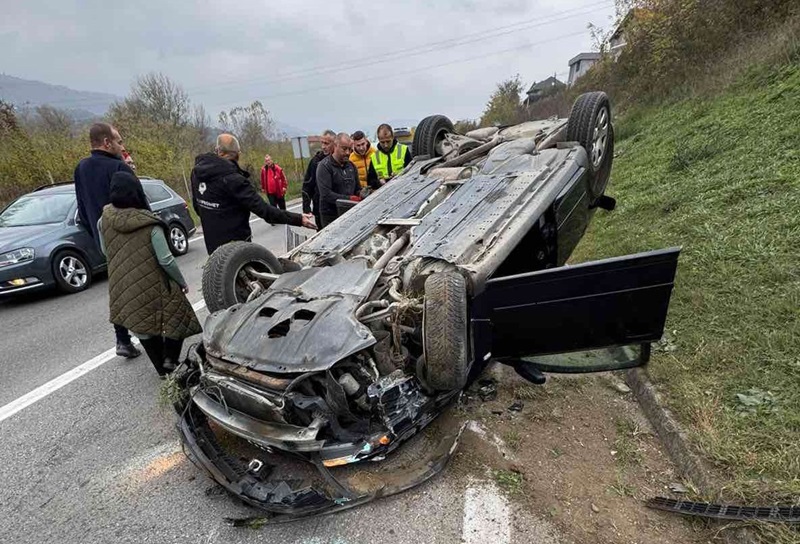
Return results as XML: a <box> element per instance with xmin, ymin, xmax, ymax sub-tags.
<box><xmin>0</xmin><ymin>179</ymin><xmax>195</xmax><ymax>296</ymax></box>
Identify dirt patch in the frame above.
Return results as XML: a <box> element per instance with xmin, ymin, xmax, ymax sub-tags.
<box><xmin>451</xmin><ymin>364</ymin><xmax>718</xmax><ymax>544</ymax></box>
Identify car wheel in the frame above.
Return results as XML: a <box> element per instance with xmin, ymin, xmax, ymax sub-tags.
<box><xmin>423</xmin><ymin>270</ymin><xmax>470</xmax><ymax>391</ymax></box>
<box><xmin>566</xmin><ymin>91</ymin><xmax>613</xmax><ymax>203</ymax></box>
<box><xmin>167</xmin><ymin>223</ymin><xmax>189</xmax><ymax>256</ymax></box>
<box><xmin>52</xmin><ymin>250</ymin><xmax>92</xmax><ymax>294</ymax></box>
<box><xmin>413</xmin><ymin>115</ymin><xmax>454</xmax><ymax>158</ymax></box>
<box><xmin>202</xmin><ymin>241</ymin><xmax>283</xmax><ymax>313</ymax></box>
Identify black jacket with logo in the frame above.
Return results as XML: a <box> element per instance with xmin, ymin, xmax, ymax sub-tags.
<box><xmin>190</xmin><ymin>153</ymin><xmax>302</xmax><ymax>254</ymax></box>
<box><xmin>316</xmin><ymin>155</ymin><xmax>360</xmax><ymax>218</ymax></box>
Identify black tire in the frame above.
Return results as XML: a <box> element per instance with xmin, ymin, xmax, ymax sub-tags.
<box><xmin>167</xmin><ymin>223</ymin><xmax>189</xmax><ymax>256</ymax></box>
<box><xmin>52</xmin><ymin>249</ymin><xmax>92</xmax><ymax>294</ymax></box>
<box><xmin>412</xmin><ymin>115</ymin><xmax>454</xmax><ymax>158</ymax></box>
<box><xmin>423</xmin><ymin>270</ymin><xmax>470</xmax><ymax>391</ymax></box>
<box><xmin>202</xmin><ymin>241</ymin><xmax>282</xmax><ymax>313</ymax></box>
<box><xmin>566</xmin><ymin>91</ymin><xmax>613</xmax><ymax>203</ymax></box>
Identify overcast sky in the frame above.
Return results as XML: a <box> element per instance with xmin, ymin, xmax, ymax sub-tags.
<box><xmin>2</xmin><ymin>0</ymin><xmax>617</xmax><ymax>134</ymax></box>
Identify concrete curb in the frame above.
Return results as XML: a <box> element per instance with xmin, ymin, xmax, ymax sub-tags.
<box><xmin>625</xmin><ymin>367</ymin><xmax>757</xmax><ymax>544</ymax></box>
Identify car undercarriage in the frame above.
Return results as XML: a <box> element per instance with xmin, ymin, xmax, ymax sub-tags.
<box><xmin>173</xmin><ymin>91</ymin><xmax>681</xmax><ymax>519</ymax></box>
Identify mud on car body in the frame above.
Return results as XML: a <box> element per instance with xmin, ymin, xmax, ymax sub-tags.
<box><xmin>174</xmin><ymin>92</ymin><xmax>681</xmax><ymax>519</ymax></box>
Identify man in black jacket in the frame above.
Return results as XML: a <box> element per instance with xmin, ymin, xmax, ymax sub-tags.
<box><xmin>302</xmin><ymin>129</ymin><xmax>335</xmax><ymax>228</ymax></box>
<box><xmin>74</xmin><ymin>122</ymin><xmax>142</xmax><ymax>359</ymax></box>
<box><xmin>316</xmin><ymin>133</ymin><xmax>361</xmax><ymax>228</ymax></box>
<box><xmin>191</xmin><ymin>134</ymin><xmax>315</xmax><ymax>255</ymax></box>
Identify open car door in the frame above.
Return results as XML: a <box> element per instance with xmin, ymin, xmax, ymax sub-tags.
<box><xmin>472</xmin><ymin>247</ymin><xmax>680</xmax><ymax>375</ymax></box>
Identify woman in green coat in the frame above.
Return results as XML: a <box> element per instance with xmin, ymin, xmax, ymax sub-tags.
<box><xmin>99</xmin><ymin>172</ymin><xmax>201</xmax><ymax>378</ymax></box>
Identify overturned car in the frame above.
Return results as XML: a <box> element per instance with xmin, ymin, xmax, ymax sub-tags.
<box><xmin>175</xmin><ymin>92</ymin><xmax>681</xmax><ymax>519</ymax></box>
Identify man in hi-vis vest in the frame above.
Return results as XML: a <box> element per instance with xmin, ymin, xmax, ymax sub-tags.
<box><xmin>372</xmin><ymin>124</ymin><xmax>411</xmax><ymax>182</ymax></box>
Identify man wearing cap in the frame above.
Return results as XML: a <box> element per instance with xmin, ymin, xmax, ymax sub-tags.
<box><xmin>191</xmin><ymin>134</ymin><xmax>315</xmax><ymax>255</ymax></box>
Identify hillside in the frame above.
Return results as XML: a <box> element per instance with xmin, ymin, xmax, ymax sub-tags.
<box><xmin>0</xmin><ymin>74</ymin><xmax>119</xmax><ymax>118</ymax></box>
<box><xmin>572</xmin><ymin>60</ymin><xmax>800</xmax><ymax>526</ymax></box>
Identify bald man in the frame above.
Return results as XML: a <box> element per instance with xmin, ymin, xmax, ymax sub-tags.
<box><xmin>316</xmin><ymin>132</ymin><xmax>361</xmax><ymax>227</ymax></box>
<box><xmin>191</xmin><ymin>134</ymin><xmax>315</xmax><ymax>254</ymax></box>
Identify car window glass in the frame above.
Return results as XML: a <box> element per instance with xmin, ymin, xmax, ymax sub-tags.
<box><xmin>0</xmin><ymin>193</ymin><xmax>75</xmax><ymax>227</ymax></box>
<box><xmin>143</xmin><ymin>183</ymin><xmax>171</xmax><ymax>203</ymax></box>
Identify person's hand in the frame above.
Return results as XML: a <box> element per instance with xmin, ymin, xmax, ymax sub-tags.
<box><xmin>349</xmin><ymin>195</ymin><xmax>362</xmax><ymax>202</ymax></box>
<box><xmin>301</xmin><ymin>213</ymin><xmax>317</xmax><ymax>230</ymax></box>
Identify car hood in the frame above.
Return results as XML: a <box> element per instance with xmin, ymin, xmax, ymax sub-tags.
<box><xmin>203</xmin><ymin>261</ymin><xmax>381</xmax><ymax>373</ymax></box>
<box><xmin>0</xmin><ymin>224</ymin><xmax>61</xmax><ymax>253</ymax></box>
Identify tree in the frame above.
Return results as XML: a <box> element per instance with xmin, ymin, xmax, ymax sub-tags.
<box><xmin>454</xmin><ymin>119</ymin><xmax>479</xmax><ymax>134</ymax></box>
<box><xmin>110</xmin><ymin>72</ymin><xmax>191</xmax><ymax>130</ymax></box>
<box><xmin>218</xmin><ymin>101</ymin><xmax>278</xmax><ymax>149</ymax></box>
<box><xmin>480</xmin><ymin>75</ymin><xmax>525</xmax><ymax>127</ymax></box>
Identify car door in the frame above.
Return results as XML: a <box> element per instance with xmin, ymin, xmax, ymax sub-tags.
<box><xmin>142</xmin><ymin>182</ymin><xmax>174</xmax><ymax>222</ymax></box>
<box><xmin>69</xmin><ymin>206</ymin><xmax>106</xmax><ymax>268</ymax></box>
<box><xmin>471</xmin><ymin>247</ymin><xmax>680</xmax><ymax>373</ymax></box>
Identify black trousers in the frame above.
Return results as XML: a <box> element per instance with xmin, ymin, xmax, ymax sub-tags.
<box><xmin>114</xmin><ymin>324</ymin><xmax>132</xmax><ymax>345</ymax></box>
<box><xmin>267</xmin><ymin>194</ymin><xmax>286</xmax><ymax>210</ymax></box>
<box><xmin>139</xmin><ymin>336</ymin><xmax>184</xmax><ymax>376</ymax></box>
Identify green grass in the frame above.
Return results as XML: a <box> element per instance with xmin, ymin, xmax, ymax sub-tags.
<box><xmin>572</xmin><ymin>62</ymin><xmax>800</xmax><ymax>504</ymax></box>
<box><xmin>493</xmin><ymin>469</ymin><xmax>524</xmax><ymax>494</ymax></box>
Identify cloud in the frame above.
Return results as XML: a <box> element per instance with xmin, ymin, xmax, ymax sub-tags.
<box><xmin>0</xmin><ymin>0</ymin><xmax>615</xmax><ymax>132</ymax></box>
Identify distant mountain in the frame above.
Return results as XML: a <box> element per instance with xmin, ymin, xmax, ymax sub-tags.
<box><xmin>275</xmin><ymin>122</ymin><xmax>309</xmax><ymax>138</ymax></box>
<box><xmin>0</xmin><ymin>74</ymin><xmax>120</xmax><ymax>117</ymax></box>
<box><xmin>0</xmin><ymin>73</ymin><xmax>309</xmax><ymax>136</ymax></box>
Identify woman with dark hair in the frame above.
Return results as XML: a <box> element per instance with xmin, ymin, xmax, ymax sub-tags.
<box><xmin>98</xmin><ymin>171</ymin><xmax>201</xmax><ymax>378</ymax></box>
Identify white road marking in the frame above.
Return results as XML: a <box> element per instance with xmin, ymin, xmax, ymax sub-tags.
<box><xmin>0</xmin><ymin>298</ymin><xmax>207</xmax><ymax>424</ymax></box>
<box><xmin>462</xmin><ymin>479</ymin><xmax>511</xmax><ymax>544</ymax></box>
<box><xmin>1</xmin><ymin>198</ymin><xmax>302</xmax><ymax>422</ymax></box>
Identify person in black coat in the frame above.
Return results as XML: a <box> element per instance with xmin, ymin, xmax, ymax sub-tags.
<box><xmin>316</xmin><ymin>133</ymin><xmax>362</xmax><ymax>228</ymax></box>
<box><xmin>74</xmin><ymin>122</ymin><xmax>143</xmax><ymax>359</ymax></box>
<box><xmin>191</xmin><ymin>134</ymin><xmax>316</xmax><ymax>255</ymax></box>
<box><xmin>302</xmin><ymin>130</ymin><xmax>335</xmax><ymax>229</ymax></box>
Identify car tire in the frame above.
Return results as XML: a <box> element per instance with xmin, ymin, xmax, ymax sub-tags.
<box><xmin>423</xmin><ymin>270</ymin><xmax>470</xmax><ymax>391</ymax></box>
<box><xmin>566</xmin><ymin>91</ymin><xmax>613</xmax><ymax>203</ymax></box>
<box><xmin>52</xmin><ymin>249</ymin><xmax>92</xmax><ymax>294</ymax></box>
<box><xmin>202</xmin><ymin>241</ymin><xmax>282</xmax><ymax>313</ymax></box>
<box><xmin>413</xmin><ymin>115</ymin><xmax>454</xmax><ymax>158</ymax></box>
<box><xmin>167</xmin><ymin>223</ymin><xmax>189</xmax><ymax>256</ymax></box>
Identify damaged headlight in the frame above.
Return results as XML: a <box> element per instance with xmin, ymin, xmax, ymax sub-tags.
<box><xmin>0</xmin><ymin>248</ymin><xmax>34</xmax><ymax>268</ymax></box>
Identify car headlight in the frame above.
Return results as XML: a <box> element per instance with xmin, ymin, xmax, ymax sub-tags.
<box><xmin>0</xmin><ymin>248</ymin><xmax>35</xmax><ymax>268</ymax></box>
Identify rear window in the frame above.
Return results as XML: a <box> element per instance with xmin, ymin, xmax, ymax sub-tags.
<box><xmin>143</xmin><ymin>183</ymin><xmax>172</xmax><ymax>203</ymax></box>
<box><xmin>0</xmin><ymin>193</ymin><xmax>75</xmax><ymax>227</ymax></box>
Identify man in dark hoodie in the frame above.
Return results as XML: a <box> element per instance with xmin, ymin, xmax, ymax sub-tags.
<box><xmin>74</xmin><ymin>122</ymin><xmax>142</xmax><ymax>359</ymax></box>
<box><xmin>191</xmin><ymin>134</ymin><xmax>316</xmax><ymax>255</ymax></box>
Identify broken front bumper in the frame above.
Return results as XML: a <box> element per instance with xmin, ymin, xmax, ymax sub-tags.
<box><xmin>178</xmin><ymin>402</ymin><xmax>465</xmax><ymax>521</ymax></box>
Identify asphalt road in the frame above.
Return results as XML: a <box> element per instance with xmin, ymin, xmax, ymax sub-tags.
<box><xmin>0</xmin><ymin>214</ymin><xmax>558</xmax><ymax>544</ymax></box>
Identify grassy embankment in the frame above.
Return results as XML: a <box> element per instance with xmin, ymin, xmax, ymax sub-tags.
<box><xmin>572</xmin><ymin>61</ymin><xmax>800</xmax><ymax>506</ymax></box>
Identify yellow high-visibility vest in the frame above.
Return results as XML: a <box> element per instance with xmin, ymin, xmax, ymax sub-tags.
<box><xmin>372</xmin><ymin>143</ymin><xmax>407</xmax><ymax>178</ymax></box>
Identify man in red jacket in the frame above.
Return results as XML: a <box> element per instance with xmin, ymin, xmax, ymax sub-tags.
<box><xmin>260</xmin><ymin>155</ymin><xmax>288</xmax><ymax>210</ymax></box>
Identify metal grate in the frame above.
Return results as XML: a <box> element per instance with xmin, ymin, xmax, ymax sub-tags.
<box><xmin>646</xmin><ymin>497</ymin><xmax>800</xmax><ymax>523</ymax></box>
